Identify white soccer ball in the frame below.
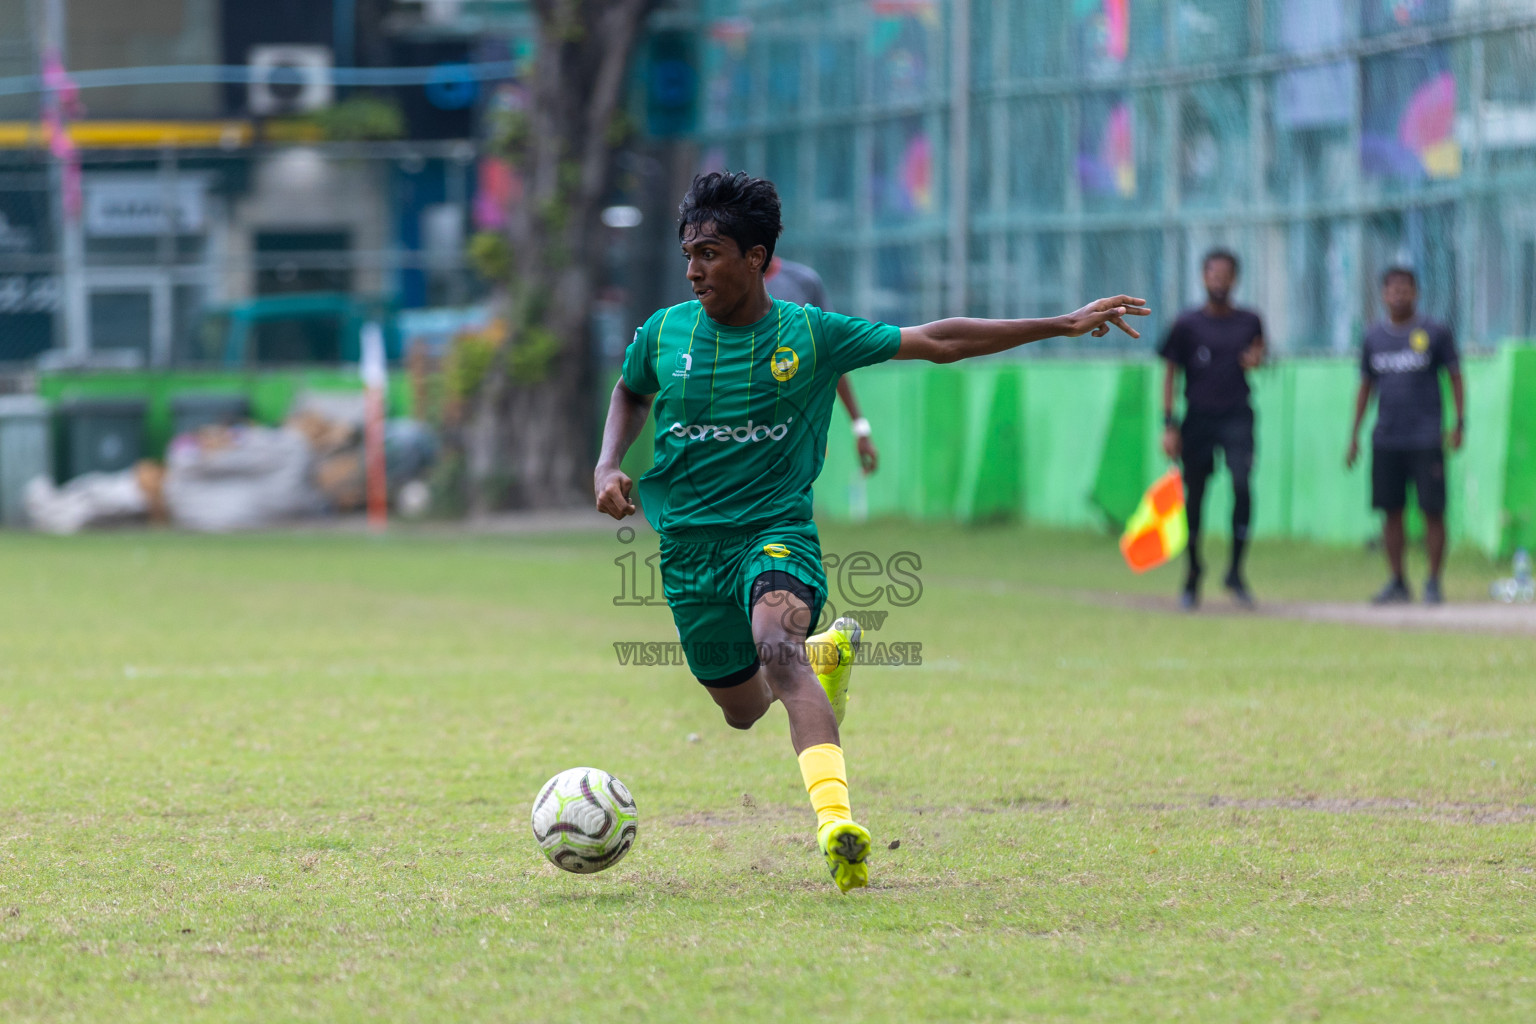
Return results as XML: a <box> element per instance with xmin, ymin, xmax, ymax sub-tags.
<box><xmin>530</xmin><ymin>767</ymin><xmax>639</xmax><ymax>873</ymax></box>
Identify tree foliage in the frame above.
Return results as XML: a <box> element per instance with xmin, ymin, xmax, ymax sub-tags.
<box><xmin>458</xmin><ymin>0</ymin><xmax>660</xmax><ymax>512</ymax></box>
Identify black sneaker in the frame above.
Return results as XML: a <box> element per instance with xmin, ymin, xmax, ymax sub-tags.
<box><xmin>1224</xmin><ymin>572</ymin><xmax>1256</xmax><ymax>610</ymax></box>
<box><xmin>1423</xmin><ymin>578</ymin><xmax>1443</xmax><ymax>605</ymax></box>
<box><xmin>1371</xmin><ymin>579</ymin><xmax>1412</xmax><ymax>605</ymax></box>
<box><xmin>1181</xmin><ymin>571</ymin><xmax>1201</xmax><ymax>611</ymax></box>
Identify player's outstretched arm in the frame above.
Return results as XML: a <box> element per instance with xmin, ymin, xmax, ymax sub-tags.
<box><xmin>594</xmin><ymin>379</ymin><xmax>654</xmax><ymax>519</ymax></box>
<box><xmin>894</xmin><ymin>296</ymin><xmax>1149</xmax><ymax>363</ymax></box>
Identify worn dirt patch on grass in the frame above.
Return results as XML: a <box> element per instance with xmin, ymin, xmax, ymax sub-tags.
<box><xmin>1088</xmin><ymin>590</ymin><xmax>1536</xmax><ymax>635</ymax></box>
<box><xmin>669</xmin><ymin>797</ymin><xmax>1536</xmax><ymax>829</ymax></box>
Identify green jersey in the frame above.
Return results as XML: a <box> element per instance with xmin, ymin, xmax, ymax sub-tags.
<box><xmin>621</xmin><ymin>298</ymin><xmax>900</xmax><ymax>538</ymax></box>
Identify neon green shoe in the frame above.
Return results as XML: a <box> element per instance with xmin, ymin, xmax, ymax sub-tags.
<box><xmin>817</xmin><ymin>820</ymin><xmax>871</xmax><ymax>893</ymax></box>
<box><xmin>808</xmin><ymin>616</ymin><xmax>861</xmax><ymax>726</ymax></box>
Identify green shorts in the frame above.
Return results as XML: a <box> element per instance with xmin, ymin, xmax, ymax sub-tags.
<box><xmin>659</xmin><ymin>520</ymin><xmax>828</xmax><ymax>687</ymax></box>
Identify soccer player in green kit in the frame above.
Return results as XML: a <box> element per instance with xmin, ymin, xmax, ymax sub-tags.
<box><xmin>594</xmin><ymin>172</ymin><xmax>1148</xmax><ymax>892</ymax></box>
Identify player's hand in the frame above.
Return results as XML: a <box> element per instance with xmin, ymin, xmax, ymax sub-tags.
<box><xmin>1240</xmin><ymin>343</ymin><xmax>1264</xmax><ymax>370</ymax></box>
<box><xmin>1345</xmin><ymin>438</ymin><xmax>1359</xmax><ymax>470</ymax></box>
<box><xmin>1448</xmin><ymin>426</ymin><xmax>1464</xmax><ymax>452</ymax></box>
<box><xmin>857</xmin><ymin>437</ymin><xmax>879</xmax><ymax>475</ymax></box>
<box><xmin>1161</xmin><ymin>426</ymin><xmax>1181</xmax><ymax>460</ymax></box>
<box><xmin>1063</xmin><ymin>296</ymin><xmax>1150</xmax><ymax>339</ymax></box>
<box><xmin>594</xmin><ymin>466</ymin><xmax>636</xmax><ymax>519</ymax></box>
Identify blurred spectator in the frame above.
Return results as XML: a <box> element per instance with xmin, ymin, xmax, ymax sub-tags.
<box><xmin>1346</xmin><ymin>267</ymin><xmax>1465</xmax><ymax>605</ymax></box>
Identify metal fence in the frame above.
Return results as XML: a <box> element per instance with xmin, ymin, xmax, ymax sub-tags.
<box><xmin>695</xmin><ymin>0</ymin><xmax>1536</xmax><ymax>353</ymax></box>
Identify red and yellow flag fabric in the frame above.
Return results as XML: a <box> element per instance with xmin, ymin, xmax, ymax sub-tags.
<box><xmin>1119</xmin><ymin>468</ymin><xmax>1188</xmax><ymax>573</ymax></box>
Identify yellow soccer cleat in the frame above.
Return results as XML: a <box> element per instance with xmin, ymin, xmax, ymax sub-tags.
<box><xmin>807</xmin><ymin>616</ymin><xmax>861</xmax><ymax>726</ymax></box>
<box><xmin>818</xmin><ymin>819</ymin><xmax>871</xmax><ymax>893</ymax></box>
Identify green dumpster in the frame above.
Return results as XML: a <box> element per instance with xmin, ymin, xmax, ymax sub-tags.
<box><xmin>57</xmin><ymin>396</ymin><xmax>147</xmax><ymax>480</ymax></box>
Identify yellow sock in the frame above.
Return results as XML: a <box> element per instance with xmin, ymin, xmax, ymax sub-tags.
<box><xmin>805</xmin><ymin>631</ymin><xmax>841</xmax><ymax>676</ymax></box>
<box><xmin>797</xmin><ymin>742</ymin><xmax>851</xmax><ymax>830</ymax></box>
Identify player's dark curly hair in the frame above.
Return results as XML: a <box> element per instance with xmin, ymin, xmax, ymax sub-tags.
<box><xmin>1382</xmin><ymin>265</ymin><xmax>1417</xmax><ymax>288</ymax></box>
<box><xmin>678</xmin><ymin>171</ymin><xmax>782</xmax><ymax>265</ymax></box>
<box><xmin>1203</xmin><ymin>247</ymin><xmax>1240</xmax><ymax>276</ymax></box>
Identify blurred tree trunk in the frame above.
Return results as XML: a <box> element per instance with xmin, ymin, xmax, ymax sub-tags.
<box><xmin>465</xmin><ymin>0</ymin><xmax>659</xmax><ymax>513</ymax></box>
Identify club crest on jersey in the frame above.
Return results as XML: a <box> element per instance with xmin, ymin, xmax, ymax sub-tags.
<box><xmin>762</xmin><ymin>543</ymin><xmax>791</xmax><ymax>558</ymax></box>
<box><xmin>673</xmin><ymin>352</ymin><xmax>692</xmax><ymax>378</ymax></box>
<box><xmin>1410</xmin><ymin>329</ymin><xmax>1429</xmax><ymax>353</ymax></box>
<box><xmin>770</xmin><ymin>346</ymin><xmax>799</xmax><ymax>382</ymax></box>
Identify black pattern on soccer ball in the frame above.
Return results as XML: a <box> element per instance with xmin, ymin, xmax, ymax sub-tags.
<box><xmin>530</xmin><ymin>768</ymin><xmax>639</xmax><ymax>874</ymax></box>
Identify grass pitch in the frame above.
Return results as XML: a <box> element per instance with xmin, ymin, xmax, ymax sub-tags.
<box><xmin>0</xmin><ymin>521</ymin><xmax>1532</xmax><ymax>1022</ymax></box>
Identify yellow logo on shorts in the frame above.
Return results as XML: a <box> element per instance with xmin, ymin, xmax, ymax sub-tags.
<box><xmin>770</xmin><ymin>346</ymin><xmax>799</xmax><ymax>382</ymax></box>
<box><xmin>1410</xmin><ymin>329</ymin><xmax>1430</xmax><ymax>353</ymax></box>
<box><xmin>762</xmin><ymin>543</ymin><xmax>791</xmax><ymax>558</ymax></box>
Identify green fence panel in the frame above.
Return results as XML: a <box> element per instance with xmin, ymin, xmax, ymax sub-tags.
<box><xmin>814</xmin><ymin>362</ymin><xmax>923</xmax><ymax>522</ymax></box>
<box><xmin>1088</xmin><ymin>363</ymin><xmax>1150</xmax><ymax>530</ymax></box>
<box><xmin>954</xmin><ymin>364</ymin><xmax>1023</xmax><ymax>522</ymax></box>
<box><xmin>1448</xmin><ymin>354</ymin><xmax>1510</xmax><ymax>554</ymax></box>
<box><xmin>863</xmin><ymin>364</ymin><xmax>924</xmax><ymax>521</ymax></box>
<box><xmin>950</xmin><ymin>366</ymin><xmax>993</xmax><ymax>523</ymax></box>
<box><xmin>917</xmin><ymin>368</ymin><xmax>966</xmax><ymax>520</ymax></box>
<box><xmin>1142</xmin><ymin>361</ymin><xmax>1171</xmax><ymax>511</ymax></box>
<box><xmin>1282</xmin><ymin>361</ymin><xmax>1375</xmax><ymax>545</ymax></box>
<box><xmin>808</xmin><ymin>351</ymin><xmax>1528</xmax><ymax>558</ymax></box>
<box><xmin>1503</xmin><ymin>346</ymin><xmax>1536</xmax><ymax>555</ymax></box>
<box><xmin>1019</xmin><ymin>362</ymin><xmax>1125</xmax><ymax>529</ymax></box>
<box><xmin>816</xmin><ymin>398</ymin><xmax>854</xmax><ymax>522</ymax></box>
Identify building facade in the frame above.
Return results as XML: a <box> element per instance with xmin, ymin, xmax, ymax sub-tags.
<box><xmin>0</xmin><ymin>0</ymin><xmax>496</xmax><ymax>365</ymax></box>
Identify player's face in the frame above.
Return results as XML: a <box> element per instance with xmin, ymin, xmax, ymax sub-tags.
<box><xmin>681</xmin><ymin>222</ymin><xmax>766</xmax><ymax>321</ymax></box>
<box><xmin>1382</xmin><ymin>276</ymin><xmax>1417</xmax><ymax>320</ymax></box>
<box><xmin>1202</xmin><ymin>259</ymin><xmax>1235</xmax><ymax>305</ymax></box>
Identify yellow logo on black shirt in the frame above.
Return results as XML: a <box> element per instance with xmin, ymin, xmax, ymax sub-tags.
<box><xmin>1410</xmin><ymin>329</ymin><xmax>1429</xmax><ymax>353</ymax></box>
<box><xmin>770</xmin><ymin>346</ymin><xmax>799</xmax><ymax>382</ymax></box>
<box><xmin>762</xmin><ymin>543</ymin><xmax>791</xmax><ymax>558</ymax></box>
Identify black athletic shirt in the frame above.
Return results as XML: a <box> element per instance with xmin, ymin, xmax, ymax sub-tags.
<box><xmin>1361</xmin><ymin>317</ymin><xmax>1458</xmax><ymax>451</ymax></box>
<box><xmin>1158</xmin><ymin>307</ymin><xmax>1265</xmax><ymax>415</ymax></box>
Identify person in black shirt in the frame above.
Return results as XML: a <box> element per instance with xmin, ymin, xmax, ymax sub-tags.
<box><xmin>1346</xmin><ymin>266</ymin><xmax>1464</xmax><ymax>605</ymax></box>
<box><xmin>1158</xmin><ymin>249</ymin><xmax>1266</xmax><ymax>609</ymax></box>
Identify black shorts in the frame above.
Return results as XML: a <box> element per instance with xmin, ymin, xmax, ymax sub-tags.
<box><xmin>1371</xmin><ymin>446</ymin><xmax>1446</xmax><ymax>514</ymax></box>
<box><xmin>749</xmin><ymin>569</ymin><xmax>819</xmax><ymax>612</ymax></box>
<box><xmin>1181</xmin><ymin>406</ymin><xmax>1254</xmax><ymax>481</ymax></box>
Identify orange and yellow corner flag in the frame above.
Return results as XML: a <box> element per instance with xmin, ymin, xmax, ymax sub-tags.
<box><xmin>1119</xmin><ymin>468</ymin><xmax>1188</xmax><ymax>573</ymax></box>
